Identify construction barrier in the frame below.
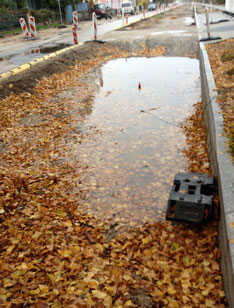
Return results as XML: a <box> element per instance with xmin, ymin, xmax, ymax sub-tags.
<box><xmin>72</xmin><ymin>26</ymin><xmax>78</xmax><ymax>44</ymax></box>
<box><xmin>73</xmin><ymin>11</ymin><xmax>79</xmax><ymax>29</ymax></box>
<box><xmin>92</xmin><ymin>12</ymin><xmax>97</xmax><ymax>40</ymax></box>
<box><xmin>126</xmin><ymin>14</ymin><xmax>128</xmax><ymax>25</ymax></box>
<box><xmin>19</xmin><ymin>18</ymin><xmax>30</xmax><ymax>38</ymax></box>
<box><xmin>29</xmin><ymin>16</ymin><xmax>36</xmax><ymax>38</ymax></box>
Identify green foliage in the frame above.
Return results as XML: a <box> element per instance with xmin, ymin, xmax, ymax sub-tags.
<box><xmin>0</xmin><ymin>22</ymin><xmax>59</xmax><ymax>34</ymax></box>
<box><xmin>137</xmin><ymin>0</ymin><xmax>148</xmax><ymax>7</ymax></box>
<box><xmin>0</xmin><ymin>0</ymin><xmax>15</xmax><ymax>15</ymax></box>
<box><xmin>31</xmin><ymin>8</ymin><xmax>56</xmax><ymax>22</ymax></box>
<box><xmin>16</xmin><ymin>0</ymin><xmax>27</xmax><ymax>9</ymax></box>
<box><xmin>34</xmin><ymin>0</ymin><xmax>58</xmax><ymax>10</ymax></box>
<box><xmin>213</xmin><ymin>0</ymin><xmax>225</xmax><ymax>4</ymax></box>
<box><xmin>0</xmin><ymin>6</ymin><xmax>14</xmax><ymax>16</ymax></box>
<box><xmin>0</xmin><ymin>0</ymin><xmax>14</xmax><ymax>8</ymax></box>
<box><xmin>35</xmin><ymin>0</ymin><xmax>75</xmax><ymax>10</ymax></box>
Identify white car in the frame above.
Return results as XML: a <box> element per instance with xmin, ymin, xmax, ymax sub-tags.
<box><xmin>121</xmin><ymin>2</ymin><xmax>135</xmax><ymax>15</ymax></box>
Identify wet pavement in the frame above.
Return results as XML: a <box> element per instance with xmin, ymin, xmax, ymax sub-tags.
<box><xmin>75</xmin><ymin>56</ymin><xmax>201</xmax><ymax>227</ymax></box>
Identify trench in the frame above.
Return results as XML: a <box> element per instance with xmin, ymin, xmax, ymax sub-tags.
<box><xmin>75</xmin><ymin>56</ymin><xmax>201</xmax><ymax>227</ymax></box>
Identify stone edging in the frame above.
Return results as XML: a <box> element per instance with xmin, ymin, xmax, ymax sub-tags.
<box><xmin>199</xmin><ymin>42</ymin><xmax>234</xmax><ymax>307</ymax></box>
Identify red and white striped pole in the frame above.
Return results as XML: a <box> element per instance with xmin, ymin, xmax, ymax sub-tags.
<box><xmin>72</xmin><ymin>26</ymin><xmax>78</xmax><ymax>44</ymax></box>
<box><xmin>117</xmin><ymin>8</ymin><xmax>121</xmax><ymax>19</ymax></box>
<box><xmin>126</xmin><ymin>14</ymin><xmax>128</xmax><ymax>25</ymax></box>
<box><xmin>210</xmin><ymin>1</ymin><xmax>213</xmax><ymax>23</ymax></box>
<box><xmin>29</xmin><ymin>16</ymin><xmax>36</xmax><ymax>38</ymax></box>
<box><xmin>205</xmin><ymin>7</ymin><xmax>211</xmax><ymax>38</ymax></box>
<box><xmin>92</xmin><ymin>12</ymin><xmax>97</xmax><ymax>40</ymax></box>
<box><xmin>19</xmin><ymin>18</ymin><xmax>30</xmax><ymax>38</ymax></box>
<box><xmin>73</xmin><ymin>11</ymin><xmax>79</xmax><ymax>29</ymax></box>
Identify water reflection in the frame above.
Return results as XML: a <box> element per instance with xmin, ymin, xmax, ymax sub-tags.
<box><xmin>76</xmin><ymin>57</ymin><xmax>200</xmax><ymax>227</ymax></box>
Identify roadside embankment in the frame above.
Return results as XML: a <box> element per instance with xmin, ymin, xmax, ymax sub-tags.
<box><xmin>200</xmin><ymin>42</ymin><xmax>234</xmax><ymax>307</ymax></box>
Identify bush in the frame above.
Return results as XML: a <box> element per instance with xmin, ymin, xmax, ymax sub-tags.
<box><xmin>0</xmin><ymin>6</ymin><xmax>14</xmax><ymax>16</ymax></box>
<box><xmin>30</xmin><ymin>8</ymin><xmax>56</xmax><ymax>23</ymax></box>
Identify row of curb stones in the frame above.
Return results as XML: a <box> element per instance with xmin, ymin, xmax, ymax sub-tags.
<box><xmin>199</xmin><ymin>42</ymin><xmax>234</xmax><ymax>307</ymax></box>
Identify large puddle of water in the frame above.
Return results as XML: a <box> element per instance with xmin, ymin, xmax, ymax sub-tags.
<box><xmin>76</xmin><ymin>57</ymin><xmax>200</xmax><ymax>227</ymax></box>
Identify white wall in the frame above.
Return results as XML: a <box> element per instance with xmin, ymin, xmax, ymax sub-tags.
<box><xmin>226</xmin><ymin>0</ymin><xmax>234</xmax><ymax>12</ymax></box>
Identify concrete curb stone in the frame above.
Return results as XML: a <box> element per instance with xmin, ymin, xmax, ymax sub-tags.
<box><xmin>199</xmin><ymin>42</ymin><xmax>234</xmax><ymax>307</ymax></box>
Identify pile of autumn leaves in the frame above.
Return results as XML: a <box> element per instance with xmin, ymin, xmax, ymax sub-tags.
<box><xmin>0</xmin><ymin>44</ymin><xmax>228</xmax><ymax>307</ymax></box>
<box><xmin>206</xmin><ymin>38</ymin><xmax>234</xmax><ymax>162</ymax></box>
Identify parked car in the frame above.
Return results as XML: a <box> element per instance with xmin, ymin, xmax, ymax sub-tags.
<box><xmin>93</xmin><ymin>4</ymin><xmax>112</xmax><ymax>19</ymax></box>
<box><xmin>148</xmin><ymin>3</ymin><xmax>157</xmax><ymax>10</ymax></box>
<box><xmin>121</xmin><ymin>2</ymin><xmax>135</xmax><ymax>15</ymax></box>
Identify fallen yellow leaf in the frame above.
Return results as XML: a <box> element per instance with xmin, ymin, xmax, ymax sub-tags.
<box><xmin>104</xmin><ymin>294</ymin><xmax>112</xmax><ymax>307</ymax></box>
<box><xmin>92</xmin><ymin>290</ymin><xmax>107</xmax><ymax>299</ymax></box>
<box><xmin>124</xmin><ymin>300</ymin><xmax>133</xmax><ymax>306</ymax></box>
<box><xmin>29</xmin><ymin>288</ymin><xmax>40</xmax><ymax>295</ymax></box>
<box><xmin>142</xmin><ymin>237</ymin><xmax>149</xmax><ymax>244</ymax></box>
<box><xmin>39</xmin><ymin>285</ymin><xmax>49</xmax><ymax>293</ymax></box>
<box><xmin>167</xmin><ymin>285</ymin><xmax>177</xmax><ymax>295</ymax></box>
<box><xmin>88</xmin><ymin>279</ymin><xmax>99</xmax><ymax>289</ymax></box>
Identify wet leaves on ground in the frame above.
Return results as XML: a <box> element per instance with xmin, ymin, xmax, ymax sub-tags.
<box><xmin>0</xmin><ymin>42</ymin><xmax>228</xmax><ymax>307</ymax></box>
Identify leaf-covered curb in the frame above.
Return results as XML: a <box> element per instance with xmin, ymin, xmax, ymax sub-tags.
<box><xmin>206</xmin><ymin>38</ymin><xmax>234</xmax><ymax>162</ymax></box>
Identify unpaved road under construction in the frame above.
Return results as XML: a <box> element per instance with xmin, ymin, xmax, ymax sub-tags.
<box><xmin>0</xmin><ymin>5</ymin><xmax>200</xmax><ymax>227</ymax></box>
<box><xmin>1</xmin><ymin>6</ymin><xmax>229</xmax><ymax>308</ymax></box>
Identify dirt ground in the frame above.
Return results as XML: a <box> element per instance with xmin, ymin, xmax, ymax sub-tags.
<box><xmin>0</xmin><ymin>6</ymin><xmax>198</xmax><ymax>100</ymax></box>
<box><xmin>1</xmin><ymin>6</ymin><xmax>228</xmax><ymax>308</ymax></box>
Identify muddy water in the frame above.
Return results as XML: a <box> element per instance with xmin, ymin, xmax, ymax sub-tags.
<box><xmin>77</xmin><ymin>57</ymin><xmax>200</xmax><ymax>227</ymax></box>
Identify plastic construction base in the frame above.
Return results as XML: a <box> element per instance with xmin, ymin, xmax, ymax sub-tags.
<box><xmin>199</xmin><ymin>36</ymin><xmax>222</xmax><ymax>42</ymax></box>
<box><xmin>166</xmin><ymin>173</ymin><xmax>215</xmax><ymax>223</ymax></box>
<box><xmin>25</xmin><ymin>37</ymin><xmax>38</xmax><ymax>41</ymax></box>
<box><xmin>85</xmin><ymin>40</ymin><xmax>106</xmax><ymax>44</ymax></box>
